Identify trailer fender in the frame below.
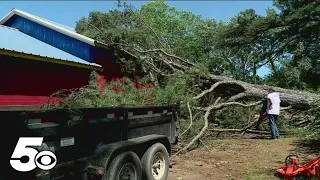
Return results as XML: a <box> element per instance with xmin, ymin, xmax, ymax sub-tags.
<box><xmin>89</xmin><ymin>134</ymin><xmax>171</xmax><ymax>175</ymax></box>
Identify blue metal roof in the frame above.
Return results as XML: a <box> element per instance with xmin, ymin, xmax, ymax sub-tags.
<box><xmin>0</xmin><ymin>25</ymin><xmax>101</xmax><ymax>68</ymax></box>
<box><xmin>0</xmin><ymin>9</ymin><xmax>96</xmax><ymax>46</ymax></box>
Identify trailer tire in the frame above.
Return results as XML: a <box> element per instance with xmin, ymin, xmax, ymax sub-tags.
<box><xmin>141</xmin><ymin>143</ymin><xmax>169</xmax><ymax>180</ymax></box>
<box><xmin>103</xmin><ymin>151</ymin><xmax>142</xmax><ymax>180</ymax></box>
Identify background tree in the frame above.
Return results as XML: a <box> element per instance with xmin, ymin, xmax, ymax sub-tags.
<box><xmin>216</xmin><ymin>0</ymin><xmax>320</xmax><ymax>90</ymax></box>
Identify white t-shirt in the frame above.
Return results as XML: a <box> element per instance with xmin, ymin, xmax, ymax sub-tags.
<box><xmin>267</xmin><ymin>92</ymin><xmax>281</xmax><ymax>115</ymax></box>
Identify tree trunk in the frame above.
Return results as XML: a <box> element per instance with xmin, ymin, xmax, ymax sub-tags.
<box><xmin>241</xmin><ymin>58</ymin><xmax>247</xmax><ymax>81</ymax></box>
<box><xmin>198</xmin><ymin>74</ymin><xmax>319</xmax><ymax>110</ymax></box>
<box><xmin>268</xmin><ymin>56</ymin><xmax>277</xmax><ymax>73</ymax></box>
<box><xmin>253</xmin><ymin>61</ymin><xmax>257</xmax><ymax>84</ymax></box>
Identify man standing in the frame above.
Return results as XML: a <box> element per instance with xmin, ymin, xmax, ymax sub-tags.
<box><xmin>267</xmin><ymin>88</ymin><xmax>281</xmax><ymax>139</ymax></box>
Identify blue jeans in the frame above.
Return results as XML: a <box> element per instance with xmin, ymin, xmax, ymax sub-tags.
<box><xmin>268</xmin><ymin>114</ymin><xmax>279</xmax><ymax>138</ymax></box>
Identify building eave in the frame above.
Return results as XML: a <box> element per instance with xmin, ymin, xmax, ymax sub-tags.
<box><xmin>0</xmin><ymin>48</ymin><xmax>102</xmax><ymax>71</ymax></box>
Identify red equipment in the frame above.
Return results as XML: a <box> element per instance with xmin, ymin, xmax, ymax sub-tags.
<box><xmin>276</xmin><ymin>154</ymin><xmax>320</xmax><ymax>179</ymax></box>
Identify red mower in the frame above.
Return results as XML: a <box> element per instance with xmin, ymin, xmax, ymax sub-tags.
<box><xmin>276</xmin><ymin>154</ymin><xmax>320</xmax><ymax>179</ymax></box>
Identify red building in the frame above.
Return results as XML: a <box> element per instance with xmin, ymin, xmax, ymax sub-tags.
<box><xmin>0</xmin><ymin>9</ymin><xmax>129</xmax><ymax>110</ymax></box>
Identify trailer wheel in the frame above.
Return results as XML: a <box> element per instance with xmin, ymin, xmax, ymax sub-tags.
<box><xmin>141</xmin><ymin>143</ymin><xmax>169</xmax><ymax>180</ymax></box>
<box><xmin>103</xmin><ymin>151</ymin><xmax>142</xmax><ymax>180</ymax></box>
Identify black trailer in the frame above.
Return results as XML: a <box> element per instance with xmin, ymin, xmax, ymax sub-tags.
<box><xmin>2</xmin><ymin>104</ymin><xmax>180</xmax><ymax>180</ymax></box>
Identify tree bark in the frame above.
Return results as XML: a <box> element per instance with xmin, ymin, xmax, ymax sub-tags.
<box><xmin>197</xmin><ymin>74</ymin><xmax>319</xmax><ymax>110</ymax></box>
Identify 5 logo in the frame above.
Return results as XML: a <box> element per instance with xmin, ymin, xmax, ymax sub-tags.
<box><xmin>10</xmin><ymin>137</ymin><xmax>57</xmax><ymax>172</ymax></box>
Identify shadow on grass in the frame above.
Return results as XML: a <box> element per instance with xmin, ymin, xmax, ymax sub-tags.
<box><xmin>287</xmin><ymin>139</ymin><xmax>320</xmax><ymax>165</ymax></box>
<box><xmin>294</xmin><ymin>139</ymin><xmax>320</xmax><ymax>156</ymax></box>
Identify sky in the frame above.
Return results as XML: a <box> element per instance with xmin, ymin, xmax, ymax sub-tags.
<box><xmin>0</xmin><ymin>1</ymin><xmax>276</xmax><ymax>76</ymax></box>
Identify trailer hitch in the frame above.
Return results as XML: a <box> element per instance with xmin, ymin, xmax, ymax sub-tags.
<box><xmin>87</xmin><ymin>165</ymin><xmax>104</xmax><ymax>175</ymax></box>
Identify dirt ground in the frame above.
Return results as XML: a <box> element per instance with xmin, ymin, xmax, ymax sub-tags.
<box><xmin>167</xmin><ymin>137</ymin><xmax>320</xmax><ymax>180</ymax></box>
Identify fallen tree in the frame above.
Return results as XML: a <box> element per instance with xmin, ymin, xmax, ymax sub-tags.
<box><xmin>104</xmin><ymin>42</ymin><xmax>320</xmax><ymax>155</ymax></box>
<box><xmin>202</xmin><ymin>74</ymin><xmax>318</xmax><ymax>110</ymax></box>
<box><xmin>47</xmin><ymin>4</ymin><xmax>320</xmax><ymax>155</ymax></box>
<box><xmin>107</xmin><ymin>41</ymin><xmax>319</xmax><ymax>110</ymax></box>
<box><xmin>43</xmin><ymin>41</ymin><xmax>319</xmax><ymax>155</ymax></box>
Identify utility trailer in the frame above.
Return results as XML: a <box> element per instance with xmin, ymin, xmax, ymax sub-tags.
<box><xmin>2</xmin><ymin>104</ymin><xmax>180</xmax><ymax>180</ymax></box>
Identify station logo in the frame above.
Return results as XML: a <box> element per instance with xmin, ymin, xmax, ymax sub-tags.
<box><xmin>10</xmin><ymin>137</ymin><xmax>57</xmax><ymax>172</ymax></box>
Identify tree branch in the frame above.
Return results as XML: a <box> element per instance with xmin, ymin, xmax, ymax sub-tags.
<box><xmin>174</xmin><ymin>97</ymin><xmax>221</xmax><ymax>156</ymax></box>
<box><xmin>193</xmin><ymin>81</ymin><xmax>244</xmax><ymax>100</ymax></box>
<box><xmin>179</xmin><ymin>102</ymin><xmax>193</xmax><ymax>137</ymax></box>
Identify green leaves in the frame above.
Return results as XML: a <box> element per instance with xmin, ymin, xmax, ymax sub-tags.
<box><xmin>75</xmin><ymin>1</ymin><xmax>220</xmax><ymax>70</ymax></box>
<box><xmin>52</xmin><ymin>72</ymin><xmax>190</xmax><ymax>109</ymax></box>
<box><xmin>74</xmin><ymin>0</ymin><xmax>320</xmax><ymax>90</ymax></box>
